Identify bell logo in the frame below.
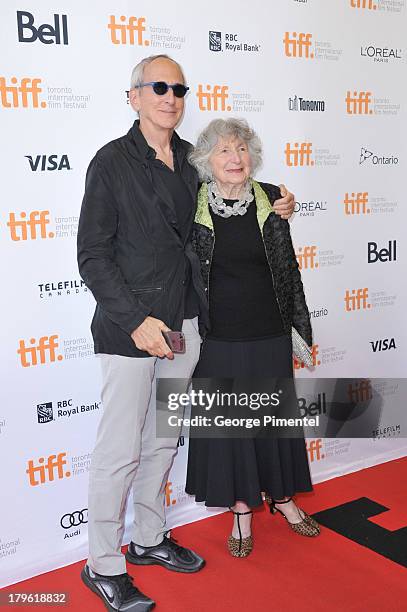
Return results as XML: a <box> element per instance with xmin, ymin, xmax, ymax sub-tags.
<box><xmin>7</xmin><ymin>211</ymin><xmax>54</xmax><ymax>241</ymax></box>
<box><xmin>306</xmin><ymin>439</ymin><xmax>324</xmax><ymax>461</ymax></box>
<box><xmin>108</xmin><ymin>15</ymin><xmax>149</xmax><ymax>46</ymax></box>
<box><xmin>345</xmin><ymin>91</ymin><xmax>373</xmax><ymax>115</ymax></box>
<box><xmin>0</xmin><ymin>77</ymin><xmax>46</xmax><ymax>109</ymax></box>
<box><xmin>284</xmin><ymin>142</ymin><xmax>314</xmax><ymax>166</ymax></box>
<box><xmin>368</xmin><ymin>240</ymin><xmax>397</xmax><ymax>263</ymax></box>
<box><xmin>348</xmin><ymin>379</ymin><xmax>372</xmax><ymax>402</ymax></box>
<box><xmin>196</xmin><ymin>85</ymin><xmax>231</xmax><ymax>111</ymax></box>
<box><xmin>26</xmin><ymin>452</ymin><xmax>70</xmax><ymax>486</ymax></box>
<box><xmin>344</xmin><ymin>288</ymin><xmax>371</xmax><ymax>311</ymax></box>
<box><xmin>350</xmin><ymin>0</ymin><xmax>377</xmax><ymax>10</ymax></box>
<box><xmin>296</xmin><ymin>246</ymin><xmax>318</xmax><ymax>269</ymax></box>
<box><xmin>344</xmin><ymin>192</ymin><xmax>370</xmax><ymax>215</ymax></box>
<box><xmin>26</xmin><ymin>154</ymin><xmax>71</xmax><ymax>172</ymax></box>
<box><xmin>294</xmin><ymin>344</ymin><xmax>320</xmax><ymax>369</ymax></box>
<box><xmin>17</xmin><ymin>11</ymin><xmax>68</xmax><ymax>45</ymax></box>
<box><xmin>17</xmin><ymin>335</ymin><xmax>63</xmax><ymax>367</ymax></box>
<box><xmin>283</xmin><ymin>32</ymin><xmax>314</xmax><ymax>58</ymax></box>
<box><xmin>165</xmin><ymin>481</ymin><xmax>176</xmax><ymax>506</ymax></box>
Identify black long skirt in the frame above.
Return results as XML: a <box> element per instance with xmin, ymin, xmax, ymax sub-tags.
<box><xmin>185</xmin><ymin>333</ymin><xmax>313</xmax><ymax>508</ymax></box>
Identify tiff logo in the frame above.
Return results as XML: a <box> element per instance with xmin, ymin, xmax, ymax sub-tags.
<box><xmin>285</xmin><ymin>142</ymin><xmax>314</xmax><ymax>166</ymax></box>
<box><xmin>0</xmin><ymin>77</ymin><xmax>46</xmax><ymax>108</ymax></box>
<box><xmin>7</xmin><ymin>211</ymin><xmax>53</xmax><ymax>241</ymax></box>
<box><xmin>348</xmin><ymin>380</ymin><xmax>372</xmax><ymax>402</ymax></box>
<box><xmin>26</xmin><ymin>154</ymin><xmax>71</xmax><ymax>171</ymax></box>
<box><xmin>346</xmin><ymin>91</ymin><xmax>373</xmax><ymax>115</ymax></box>
<box><xmin>294</xmin><ymin>344</ymin><xmax>320</xmax><ymax>369</ymax></box>
<box><xmin>344</xmin><ymin>288</ymin><xmax>371</xmax><ymax>311</ymax></box>
<box><xmin>296</xmin><ymin>246</ymin><xmax>318</xmax><ymax>269</ymax></box>
<box><xmin>108</xmin><ymin>15</ymin><xmax>149</xmax><ymax>46</ymax></box>
<box><xmin>306</xmin><ymin>439</ymin><xmax>324</xmax><ymax>461</ymax></box>
<box><xmin>17</xmin><ymin>11</ymin><xmax>68</xmax><ymax>45</ymax></box>
<box><xmin>344</xmin><ymin>192</ymin><xmax>370</xmax><ymax>215</ymax></box>
<box><xmin>17</xmin><ymin>335</ymin><xmax>63</xmax><ymax>367</ymax></box>
<box><xmin>196</xmin><ymin>84</ymin><xmax>231</xmax><ymax>111</ymax></box>
<box><xmin>26</xmin><ymin>452</ymin><xmax>70</xmax><ymax>486</ymax></box>
<box><xmin>165</xmin><ymin>482</ymin><xmax>176</xmax><ymax>506</ymax></box>
<box><xmin>283</xmin><ymin>32</ymin><xmax>313</xmax><ymax>58</ymax></box>
<box><xmin>350</xmin><ymin>0</ymin><xmax>377</xmax><ymax>9</ymax></box>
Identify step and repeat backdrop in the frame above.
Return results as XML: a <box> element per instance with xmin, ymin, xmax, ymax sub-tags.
<box><xmin>1</xmin><ymin>0</ymin><xmax>406</xmax><ymax>587</ymax></box>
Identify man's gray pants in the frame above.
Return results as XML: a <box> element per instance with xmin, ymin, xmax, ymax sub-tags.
<box><xmin>87</xmin><ymin>318</ymin><xmax>201</xmax><ymax>575</ymax></box>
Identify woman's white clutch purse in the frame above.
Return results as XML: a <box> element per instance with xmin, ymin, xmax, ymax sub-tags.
<box><xmin>292</xmin><ymin>326</ymin><xmax>313</xmax><ymax>367</ymax></box>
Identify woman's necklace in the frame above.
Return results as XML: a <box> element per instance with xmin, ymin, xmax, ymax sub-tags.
<box><xmin>207</xmin><ymin>180</ymin><xmax>254</xmax><ymax>218</ymax></box>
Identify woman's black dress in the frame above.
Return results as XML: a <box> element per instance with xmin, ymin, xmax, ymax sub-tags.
<box><xmin>185</xmin><ymin>197</ymin><xmax>313</xmax><ymax>507</ymax></box>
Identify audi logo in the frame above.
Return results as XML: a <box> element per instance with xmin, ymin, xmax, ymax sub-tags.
<box><xmin>60</xmin><ymin>508</ymin><xmax>88</xmax><ymax>529</ymax></box>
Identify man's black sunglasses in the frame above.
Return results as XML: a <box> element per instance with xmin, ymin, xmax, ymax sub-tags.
<box><xmin>134</xmin><ymin>81</ymin><xmax>189</xmax><ymax>98</ymax></box>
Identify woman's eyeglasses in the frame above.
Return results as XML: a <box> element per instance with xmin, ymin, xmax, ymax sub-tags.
<box><xmin>134</xmin><ymin>81</ymin><xmax>189</xmax><ymax>98</ymax></box>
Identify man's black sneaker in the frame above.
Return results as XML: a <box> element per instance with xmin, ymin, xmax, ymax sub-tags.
<box><xmin>125</xmin><ymin>534</ymin><xmax>205</xmax><ymax>573</ymax></box>
<box><xmin>81</xmin><ymin>564</ymin><xmax>155</xmax><ymax>611</ymax></box>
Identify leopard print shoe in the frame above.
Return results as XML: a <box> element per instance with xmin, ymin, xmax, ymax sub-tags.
<box><xmin>264</xmin><ymin>494</ymin><xmax>320</xmax><ymax>537</ymax></box>
<box><xmin>227</xmin><ymin>509</ymin><xmax>253</xmax><ymax>557</ymax></box>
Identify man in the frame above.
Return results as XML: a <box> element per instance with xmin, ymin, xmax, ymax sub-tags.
<box><xmin>77</xmin><ymin>54</ymin><xmax>295</xmax><ymax>611</ymax></box>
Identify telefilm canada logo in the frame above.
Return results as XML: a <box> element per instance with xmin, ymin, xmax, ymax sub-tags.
<box><xmin>208</xmin><ymin>30</ymin><xmax>260</xmax><ymax>53</ymax></box>
<box><xmin>38</xmin><ymin>279</ymin><xmax>88</xmax><ymax>299</ymax></box>
<box><xmin>359</xmin><ymin>147</ymin><xmax>399</xmax><ymax>165</ymax></box>
<box><xmin>288</xmin><ymin>95</ymin><xmax>325</xmax><ymax>112</ymax></box>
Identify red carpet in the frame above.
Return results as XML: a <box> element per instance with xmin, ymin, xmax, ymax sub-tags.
<box><xmin>2</xmin><ymin>457</ymin><xmax>406</xmax><ymax>611</ymax></box>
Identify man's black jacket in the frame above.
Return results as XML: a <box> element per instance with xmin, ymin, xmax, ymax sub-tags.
<box><xmin>77</xmin><ymin>121</ymin><xmax>208</xmax><ymax>358</ymax></box>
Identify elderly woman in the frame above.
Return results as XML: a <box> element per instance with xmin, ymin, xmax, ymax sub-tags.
<box><xmin>185</xmin><ymin>118</ymin><xmax>320</xmax><ymax>558</ymax></box>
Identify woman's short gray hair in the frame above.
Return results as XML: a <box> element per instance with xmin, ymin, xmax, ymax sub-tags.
<box><xmin>188</xmin><ymin>118</ymin><xmax>263</xmax><ymax>182</ymax></box>
<box><xmin>130</xmin><ymin>54</ymin><xmax>186</xmax><ymax>89</ymax></box>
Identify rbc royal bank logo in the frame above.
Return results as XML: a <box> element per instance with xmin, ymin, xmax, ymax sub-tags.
<box><xmin>37</xmin><ymin>402</ymin><xmax>54</xmax><ymax>424</ymax></box>
<box><xmin>209</xmin><ymin>31</ymin><xmax>222</xmax><ymax>51</ymax></box>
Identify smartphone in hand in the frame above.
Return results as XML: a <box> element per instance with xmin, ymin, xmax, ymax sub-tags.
<box><xmin>162</xmin><ymin>330</ymin><xmax>186</xmax><ymax>354</ymax></box>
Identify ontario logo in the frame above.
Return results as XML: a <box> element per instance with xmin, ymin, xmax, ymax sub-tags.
<box><xmin>359</xmin><ymin>147</ymin><xmax>399</xmax><ymax>165</ymax></box>
<box><xmin>208</xmin><ymin>30</ymin><xmax>260</xmax><ymax>53</ymax></box>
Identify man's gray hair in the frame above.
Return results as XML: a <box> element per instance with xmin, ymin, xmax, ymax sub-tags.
<box><xmin>130</xmin><ymin>54</ymin><xmax>186</xmax><ymax>89</ymax></box>
<box><xmin>188</xmin><ymin>118</ymin><xmax>263</xmax><ymax>182</ymax></box>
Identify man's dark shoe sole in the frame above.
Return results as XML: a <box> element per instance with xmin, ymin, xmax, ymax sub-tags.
<box><xmin>125</xmin><ymin>548</ymin><xmax>205</xmax><ymax>574</ymax></box>
<box><xmin>81</xmin><ymin>567</ymin><xmax>155</xmax><ymax>612</ymax></box>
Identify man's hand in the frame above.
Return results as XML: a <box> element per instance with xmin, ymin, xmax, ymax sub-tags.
<box><xmin>131</xmin><ymin>316</ymin><xmax>174</xmax><ymax>359</ymax></box>
<box><xmin>273</xmin><ymin>184</ymin><xmax>295</xmax><ymax>220</ymax></box>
